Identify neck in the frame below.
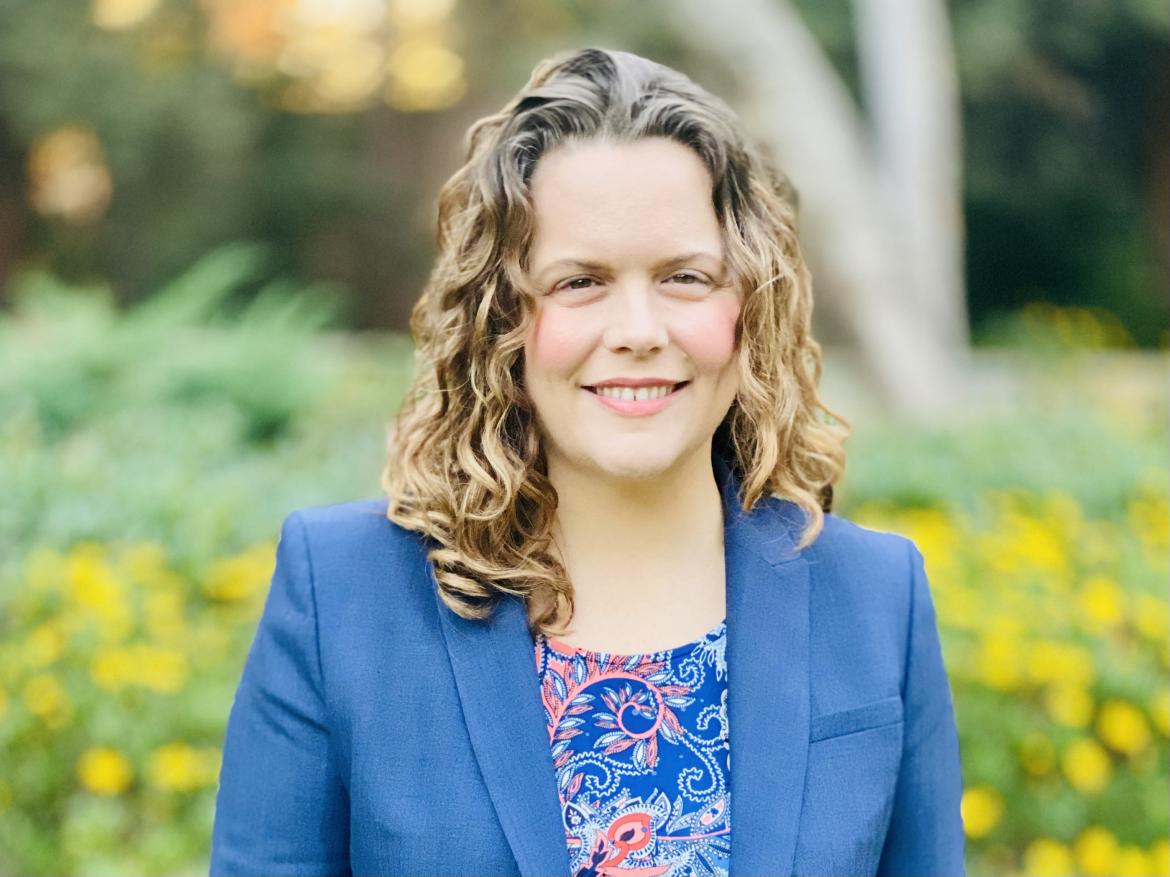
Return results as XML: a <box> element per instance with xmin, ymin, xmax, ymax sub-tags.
<box><xmin>546</xmin><ymin>444</ymin><xmax>726</xmax><ymax>605</ymax></box>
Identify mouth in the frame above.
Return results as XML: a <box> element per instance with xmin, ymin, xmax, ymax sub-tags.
<box><xmin>582</xmin><ymin>378</ymin><xmax>687</xmax><ymax>397</ymax></box>
<box><xmin>580</xmin><ymin>380</ymin><xmax>691</xmax><ymax>416</ymax></box>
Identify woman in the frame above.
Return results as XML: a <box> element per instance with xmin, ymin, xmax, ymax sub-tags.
<box><xmin>210</xmin><ymin>47</ymin><xmax>965</xmax><ymax>877</ymax></box>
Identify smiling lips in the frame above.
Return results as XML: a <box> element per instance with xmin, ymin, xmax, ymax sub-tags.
<box><xmin>582</xmin><ymin>381</ymin><xmax>690</xmax><ymax>415</ymax></box>
<box><xmin>583</xmin><ymin>377</ymin><xmax>688</xmax><ymax>393</ymax></box>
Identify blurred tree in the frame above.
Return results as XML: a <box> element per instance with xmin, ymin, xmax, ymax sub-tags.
<box><xmin>0</xmin><ymin>0</ymin><xmax>1163</xmax><ymax>351</ymax></box>
<box><xmin>0</xmin><ymin>0</ymin><xmax>430</xmax><ymax>326</ymax></box>
<box><xmin>667</xmin><ymin>0</ymin><xmax>968</xmax><ymax>417</ymax></box>
<box><xmin>948</xmin><ymin>0</ymin><xmax>1169</xmax><ymax>346</ymax></box>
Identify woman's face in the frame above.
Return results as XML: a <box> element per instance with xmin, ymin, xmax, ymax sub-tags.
<box><xmin>522</xmin><ymin>136</ymin><xmax>743</xmax><ymax>485</ymax></box>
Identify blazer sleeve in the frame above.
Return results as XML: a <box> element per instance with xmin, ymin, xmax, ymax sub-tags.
<box><xmin>876</xmin><ymin>539</ymin><xmax>966</xmax><ymax>877</ymax></box>
<box><xmin>210</xmin><ymin>511</ymin><xmax>351</xmax><ymax>877</ymax></box>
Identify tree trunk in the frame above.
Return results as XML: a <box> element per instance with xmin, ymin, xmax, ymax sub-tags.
<box><xmin>854</xmin><ymin>0</ymin><xmax>968</xmax><ymax>351</ymax></box>
<box><xmin>662</xmin><ymin>0</ymin><xmax>969</xmax><ymax>419</ymax></box>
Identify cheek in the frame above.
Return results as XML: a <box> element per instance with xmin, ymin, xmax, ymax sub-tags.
<box><xmin>525</xmin><ymin>306</ymin><xmax>591</xmax><ymax>377</ymax></box>
<box><xmin>675</xmin><ymin>297</ymin><xmax>740</xmax><ymax>369</ymax></box>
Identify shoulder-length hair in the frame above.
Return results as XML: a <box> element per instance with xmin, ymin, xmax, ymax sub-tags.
<box><xmin>382</xmin><ymin>46</ymin><xmax>849</xmax><ymax>637</ymax></box>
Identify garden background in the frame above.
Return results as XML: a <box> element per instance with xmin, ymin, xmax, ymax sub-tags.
<box><xmin>0</xmin><ymin>1</ymin><xmax>1166</xmax><ymax>875</ymax></box>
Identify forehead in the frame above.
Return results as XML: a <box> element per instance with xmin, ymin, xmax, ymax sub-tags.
<box><xmin>528</xmin><ymin>137</ymin><xmax>723</xmax><ymax>271</ymax></box>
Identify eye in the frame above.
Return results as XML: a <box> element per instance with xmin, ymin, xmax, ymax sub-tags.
<box><xmin>668</xmin><ymin>272</ymin><xmax>709</xmax><ymax>286</ymax></box>
<box><xmin>555</xmin><ymin>276</ymin><xmax>599</xmax><ymax>293</ymax></box>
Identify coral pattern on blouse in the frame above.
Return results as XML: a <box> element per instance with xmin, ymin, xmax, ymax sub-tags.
<box><xmin>534</xmin><ymin>618</ymin><xmax>730</xmax><ymax>877</ymax></box>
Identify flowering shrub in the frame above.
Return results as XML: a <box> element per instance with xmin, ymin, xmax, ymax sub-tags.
<box><xmin>5</xmin><ymin>480</ymin><xmax>1163</xmax><ymax>876</ymax></box>
<box><xmin>0</xmin><ymin>273</ymin><xmax>1165</xmax><ymax>875</ymax></box>
<box><xmin>0</xmin><ymin>538</ymin><xmax>274</xmax><ymax>874</ymax></box>
<box><xmin>851</xmin><ymin>479</ymin><xmax>1169</xmax><ymax>876</ymax></box>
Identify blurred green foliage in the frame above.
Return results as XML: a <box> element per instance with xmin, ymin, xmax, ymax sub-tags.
<box><xmin>0</xmin><ymin>0</ymin><xmax>1165</xmax><ymax>341</ymax></box>
<box><xmin>0</xmin><ymin>252</ymin><xmax>411</xmax><ymax>873</ymax></box>
<box><xmin>0</xmin><ymin>255</ymin><xmax>1166</xmax><ymax>875</ymax></box>
<box><xmin>1</xmin><ymin>3</ymin><xmax>1165</xmax><ymax>873</ymax></box>
<box><xmin>1</xmin><ymin>243</ymin><xmax>334</xmax><ymax>442</ymax></box>
<box><xmin>0</xmin><ymin>243</ymin><xmax>411</xmax><ymax>564</ymax></box>
<box><xmin>796</xmin><ymin>0</ymin><xmax>1170</xmax><ymax>345</ymax></box>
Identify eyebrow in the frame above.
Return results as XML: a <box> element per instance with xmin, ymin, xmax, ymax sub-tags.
<box><xmin>534</xmin><ymin>251</ymin><xmax>726</xmax><ymax>281</ymax></box>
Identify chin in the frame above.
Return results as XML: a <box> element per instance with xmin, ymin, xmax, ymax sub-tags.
<box><xmin>584</xmin><ymin>446</ymin><xmax>684</xmax><ymax>481</ymax></box>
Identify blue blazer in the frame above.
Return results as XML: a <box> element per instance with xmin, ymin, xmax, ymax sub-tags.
<box><xmin>210</xmin><ymin>453</ymin><xmax>965</xmax><ymax>876</ymax></box>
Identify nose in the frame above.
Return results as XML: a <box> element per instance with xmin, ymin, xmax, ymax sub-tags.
<box><xmin>602</xmin><ymin>282</ymin><xmax>669</xmax><ymax>355</ymax></box>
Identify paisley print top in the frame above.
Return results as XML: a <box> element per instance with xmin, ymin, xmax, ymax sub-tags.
<box><xmin>534</xmin><ymin>618</ymin><xmax>731</xmax><ymax>877</ymax></box>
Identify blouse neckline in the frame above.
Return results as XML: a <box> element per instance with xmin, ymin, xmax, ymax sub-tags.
<box><xmin>538</xmin><ymin>617</ymin><xmax>727</xmax><ymax>662</ymax></box>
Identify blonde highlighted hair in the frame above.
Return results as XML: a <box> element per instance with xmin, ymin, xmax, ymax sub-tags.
<box><xmin>382</xmin><ymin>47</ymin><xmax>849</xmax><ymax>638</ymax></box>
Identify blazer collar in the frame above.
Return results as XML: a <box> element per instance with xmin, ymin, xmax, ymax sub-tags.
<box><xmin>433</xmin><ymin>450</ymin><xmax>812</xmax><ymax>877</ymax></box>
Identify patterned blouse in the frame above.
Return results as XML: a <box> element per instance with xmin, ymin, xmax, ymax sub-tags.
<box><xmin>533</xmin><ymin>618</ymin><xmax>731</xmax><ymax>877</ymax></box>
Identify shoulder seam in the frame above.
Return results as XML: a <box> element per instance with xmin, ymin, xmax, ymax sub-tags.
<box><xmin>286</xmin><ymin>510</ymin><xmax>329</xmax><ymax>712</ymax></box>
<box><xmin>900</xmin><ymin>537</ymin><xmax>919</xmax><ymax>701</ymax></box>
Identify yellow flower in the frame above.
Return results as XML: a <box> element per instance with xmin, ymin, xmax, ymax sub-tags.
<box><xmin>960</xmin><ymin>786</ymin><xmax>1003</xmax><ymax>838</ymax></box>
<box><xmin>1096</xmin><ymin>699</ymin><xmax>1151</xmax><ymax>756</ymax></box>
<box><xmin>25</xmin><ymin>621</ymin><xmax>66</xmax><ymax>669</ymax></box>
<box><xmin>137</xmin><ymin>646</ymin><xmax>189</xmax><ymax>694</ymax></box>
<box><xmin>145</xmin><ymin>589</ymin><xmax>186</xmax><ymax>642</ymax></box>
<box><xmin>1026</xmin><ymin>641</ymin><xmax>1066</xmax><ymax>685</ymax></box>
<box><xmin>1026</xmin><ymin>641</ymin><xmax>1095</xmax><ymax>687</ymax></box>
<box><xmin>21</xmin><ymin>673</ymin><xmax>72</xmax><ymax>728</ymax></box>
<box><xmin>1043</xmin><ymin>683</ymin><xmax>1094</xmax><ymax>728</ymax></box>
<box><xmin>1151</xmin><ymin>840</ymin><xmax>1169</xmax><ymax>877</ymax></box>
<box><xmin>203</xmin><ymin>545</ymin><xmax>274</xmax><ymax>603</ymax></box>
<box><xmin>1024</xmin><ymin>838</ymin><xmax>1075</xmax><ymax>876</ymax></box>
<box><xmin>1074</xmin><ymin>825</ymin><xmax>1119</xmax><ymax>877</ymax></box>
<box><xmin>885</xmin><ymin>507</ymin><xmax>962</xmax><ymax>579</ymax></box>
<box><xmin>1128</xmin><ymin>495</ymin><xmax>1169</xmax><ymax>558</ymax></box>
<box><xmin>934</xmin><ymin>583</ymin><xmax>980</xmax><ymax>631</ymax></box>
<box><xmin>1061</xmin><ymin>738</ymin><xmax>1112</xmax><ymax>794</ymax></box>
<box><xmin>1114</xmin><ymin>845</ymin><xmax>1153</xmax><ymax>877</ymax></box>
<box><xmin>0</xmin><ymin>686</ymin><xmax>7</xmax><ymax>721</ymax></box>
<box><xmin>1131</xmin><ymin>593</ymin><xmax>1169</xmax><ymax>642</ymax></box>
<box><xmin>1150</xmin><ymin>689</ymin><xmax>1169</xmax><ymax>737</ymax></box>
<box><xmin>67</xmin><ymin>543</ymin><xmax>120</xmax><ymax>607</ymax></box>
<box><xmin>119</xmin><ymin>542</ymin><xmax>170</xmax><ymax>586</ymax></box>
<box><xmin>1079</xmin><ymin>576</ymin><xmax>1124</xmax><ymax>630</ymax></box>
<box><xmin>1040</xmin><ymin>491</ymin><xmax>1086</xmax><ymax>543</ymax></box>
<box><xmin>147</xmin><ymin>743</ymin><xmax>219</xmax><ymax>791</ymax></box>
<box><xmin>89</xmin><ymin>644</ymin><xmax>188</xmax><ymax>694</ymax></box>
<box><xmin>999</xmin><ymin>509</ymin><xmax>1070</xmax><ymax>578</ymax></box>
<box><xmin>90</xmin><ymin>647</ymin><xmax>134</xmax><ymax>691</ymax></box>
<box><xmin>67</xmin><ymin>544</ymin><xmax>133</xmax><ymax>642</ymax></box>
<box><xmin>976</xmin><ymin>633</ymin><xmax>1023</xmax><ymax>691</ymax></box>
<box><xmin>77</xmin><ymin>746</ymin><xmax>134</xmax><ymax>795</ymax></box>
<box><xmin>1018</xmin><ymin>731</ymin><xmax>1055</xmax><ymax>777</ymax></box>
<box><xmin>987</xmin><ymin>613</ymin><xmax>1027</xmax><ymax>638</ymax></box>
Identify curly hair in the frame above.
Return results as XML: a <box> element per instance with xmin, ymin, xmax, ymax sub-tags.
<box><xmin>381</xmin><ymin>46</ymin><xmax>850</xmax><ymax>638</ymax></box>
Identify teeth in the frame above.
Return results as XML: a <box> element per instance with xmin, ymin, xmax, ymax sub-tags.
<box><xmin>596</xmin><ymin>384</ymin><xmax>675</xmax><ymax>401</ymax></box>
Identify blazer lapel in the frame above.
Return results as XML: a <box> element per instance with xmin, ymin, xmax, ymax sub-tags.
<box><xmin>434</xmin><ymin>450</ymin><xmax>811</xmax><ymax>877</ymax></box>
<box><xmin>716</xmin><ymin>453</ymin><xmax>812</xmax><ymax>877</ymax></box>
<box><xmin>435</xmin><ymin>586</ymin><xmax>571</xmax><ymax>877</ymax></box>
